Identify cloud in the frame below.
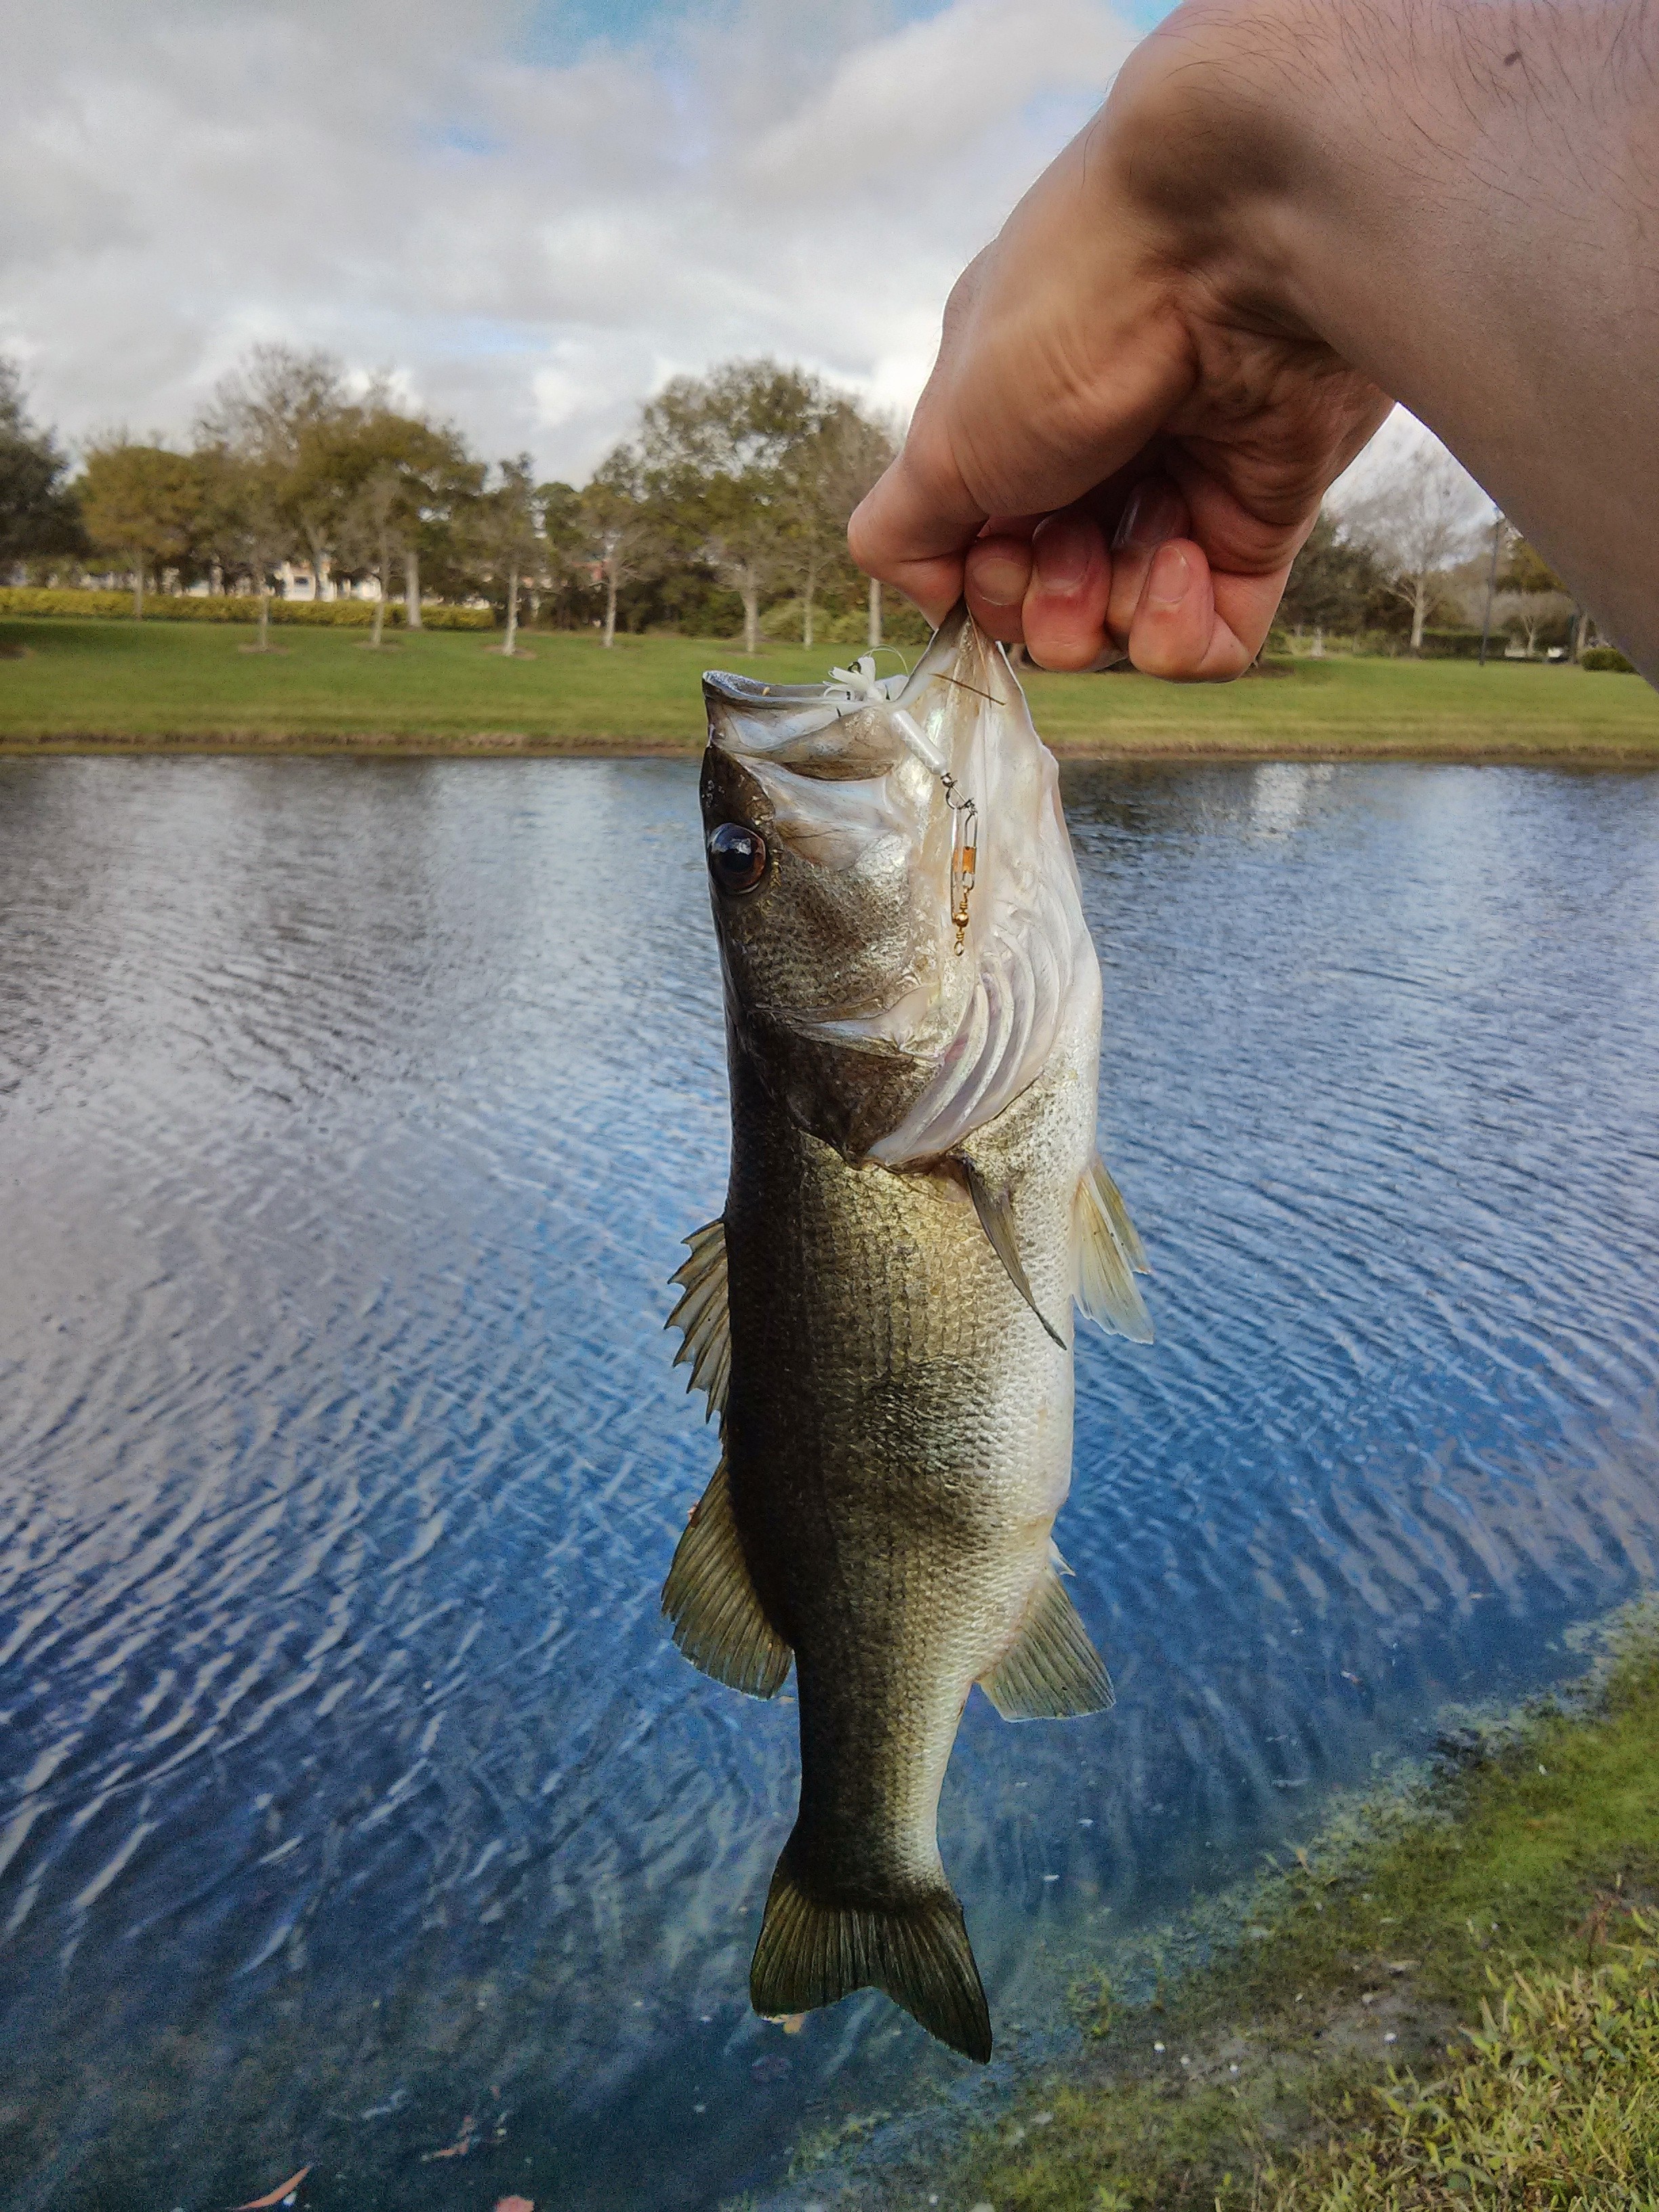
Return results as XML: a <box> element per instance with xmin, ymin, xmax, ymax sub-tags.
<box><xmin>0</xmin><ymin>0</ymin><xmax>1138</xmax><ymax>478</ymax></box>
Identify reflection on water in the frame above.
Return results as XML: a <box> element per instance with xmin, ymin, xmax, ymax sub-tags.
<box><xmin>1</xmin><ymin>756</ymin><xmax>1657</xmax><ymax>2209</ymax></box>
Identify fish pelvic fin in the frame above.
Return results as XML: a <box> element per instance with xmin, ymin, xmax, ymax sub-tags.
<box><xmin>1071</xmin><ymin>1154</ymin><xmax>1153</xmax><ymax>1344</ymax></box>
<box><xmin>750</xmin><ymin>1840</ymin><xmax>991</xmax><ymax>2064</ymax></box>
<box><xmin>666</xmin><ymin>1218</ymin><xmax>731</xmax><ymax>1422</ymax></box>
<box><xmin>980</xmin><ymin>1565</ymin><xmax>1113</xmax><ymax>1721</ymax></box>
<box><xmin>661</xmin><ymin>1456</ymin><xmax>792</xmax><ymax>1699</ymax></box>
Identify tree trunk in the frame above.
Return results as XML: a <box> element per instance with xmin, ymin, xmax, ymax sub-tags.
<box><xmin>371</xmin><ymin>537</ymin><xmax>388</xmax><ymax>648</ymax></box>
<box><xmin>1409</xmin><ymin>577</ymin><xmax>1428</xmax><ymax>654</ymax></box>
<box><xmin>256</xmin><ymin>577</ymin><xmax>270</xmax><ymax>652</ymax></box>
<box><xmin>742</xmin><ymin>581</ymin><xmax>759</xmax><ymax>657</ymax></box>
<box><xmin>503</xmin><ymin>571</ymin><xmax>519</xmax><ymax>657</ymax></box>
<box><xmin>602</xmin><ymin>564</ymin><xmax>618</xmax><ymax>648</ymax></box>
<box><xmin>305</xmin><ymin>529</ymin><xmax>331</xmax><ymax>602</ymax></box>
<box><xmin>131</xmin><ymin>558</ymin><xmax>144</xmax><ymax>620</ymax></box>
<box><xmin>802</xmin><ymin>556</ymin><xmax>817</xmax><ymax>649</ymax></box>
<box><xmin>867</xmin><ymin>575</ymin><xmax>882</xmax><ymax>653</ymax></box>
<box><xmin>404</xmin><ymin>541</ymin><xmax>422</xmax><ymax>631</ymax></box>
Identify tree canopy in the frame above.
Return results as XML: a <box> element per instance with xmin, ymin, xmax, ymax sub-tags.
<box><xmin>0</xmin><ymin>361</ymin><xmax>82</xmax><ymax>567</ymax></box>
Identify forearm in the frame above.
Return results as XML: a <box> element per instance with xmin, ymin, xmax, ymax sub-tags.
<box><xmin>853</xmin><ymin>0</ymin><xmax>1658</xmax><ymax>678</ymax></box>
<box><xmin>1136</xmin><ymin>0</ymin><xmax>1659</xmax><ymax>666</ymax></box>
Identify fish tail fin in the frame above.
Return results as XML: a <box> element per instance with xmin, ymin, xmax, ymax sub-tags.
<box><xmin>750</xmin><ymin>1839</ymin><xmax>991</xmax><ymax>2062</ymax></box>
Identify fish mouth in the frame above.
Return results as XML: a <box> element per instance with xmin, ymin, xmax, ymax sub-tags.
<box><xmin>703</xmin><ymin>605</ymin><xmax>975</xmax><ymax>783</ymax></box>
<box><xmin>701</xmin><ymin>670</ymin><xmax>915</xmax><ymax>784</ymax></box>
<box><xmin>701</xmin><ymin>670</ymin><xmax>851</xmax><ymax>710</ymax></box>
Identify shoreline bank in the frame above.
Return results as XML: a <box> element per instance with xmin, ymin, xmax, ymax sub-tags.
<box><xmin>3</xmin><ymin>732</ymin><xmax>1659</xmax><ymax>769</ymax></box>
<box><xmin>3</xmin><ymin>619</ymin><xmax>1656</xmax><ymax>766</ymax></box>
<box><xmin>800</xmin><ymin>1603</ymin><xmax>1659</xmax><ymax>2212</ymax></box>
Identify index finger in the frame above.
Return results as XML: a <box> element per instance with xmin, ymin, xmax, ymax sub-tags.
<box><xmin>847</xmin><ymin>427</ymin><xmax>988</xmax><ymax>625</ymax></box>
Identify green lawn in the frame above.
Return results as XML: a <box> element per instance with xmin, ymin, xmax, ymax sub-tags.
<box><xmin>925</xmin><ymin>1609</ymin><xmax>1659</xmax><ymax>2212</ymax></box>
<box><xmin>1</xmin><ymin>617</ymin><xmax>1656</xmax><ymax>760</ymax></box>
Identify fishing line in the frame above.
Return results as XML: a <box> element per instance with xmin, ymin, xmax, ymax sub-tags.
<box><xmin>825</xmin><ymin>653</ymin><xmax>981</xmax><ymax>951</ymax></box>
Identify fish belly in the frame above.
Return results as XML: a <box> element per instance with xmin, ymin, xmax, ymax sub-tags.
<box><xmin>724</xmin><ymin>1079</ymin><xmax>1076</xmax><ymax>1901</ymax></box>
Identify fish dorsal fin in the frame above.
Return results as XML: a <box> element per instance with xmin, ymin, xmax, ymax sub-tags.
<box><xmin>661</xmin><ymin>1456</ymin><xmax>792</xmax><ymax>1698</ymax></box>
<box><xmin>1071</xmin><ymin>1155</ymin><xmax>1153</xmax><ymax>1344</ymax></box>
<box><xmin>666</xmin><ymin>1218</ymin><xmax>731</xmax><ymax>1421</ymax></box>
<box><xmin>980</xmin><ymin>1565</ymin><xmax>1113</xmax><ymax>1720</ymax></box>
<box><xmin>960</xmin><ymin>1159</ymin><xmax>1065</xmax><ymax>1348</ymax></box>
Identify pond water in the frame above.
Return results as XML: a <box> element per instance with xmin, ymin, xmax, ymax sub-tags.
<box><xmin>2</xmin><ymin>754</ymin><xmax>1658</xmax><ymax>2211</ymax></box>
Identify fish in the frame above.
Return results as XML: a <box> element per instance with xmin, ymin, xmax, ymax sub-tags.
<box><xmin>663</xmin><ymin>603</ymin><xmax>1151</xmax><ymax>2063</ymax></box>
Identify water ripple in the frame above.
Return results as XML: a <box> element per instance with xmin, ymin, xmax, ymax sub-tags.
<box><xmin>1</xmin><ymin>756</ymin><xmax>1656</xmax><ymax>2208</ymax></box>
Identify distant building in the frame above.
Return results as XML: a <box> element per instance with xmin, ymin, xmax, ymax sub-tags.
<box><xmin>276</xmin><ymin>560</ymin><xmax>381</xmax><ymax>602</ymax></box>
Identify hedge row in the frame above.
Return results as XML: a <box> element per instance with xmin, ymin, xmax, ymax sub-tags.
<box><xmin>1582</xmin><ymin>644</ymin><xmax>1638</xmax><ymax>673</ymax></box>
<box><xmin>0</xmin><ymin>588</ymin><xmax>495</xmax><ymax>630</ymax></box>
<box><xmin>1413</xmin><ymin>628</ymin><xmax>1511</xmax><ymax>660</ymax></box>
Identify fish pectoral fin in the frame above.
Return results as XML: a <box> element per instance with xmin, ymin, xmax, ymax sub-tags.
<box><xmin>665</xmin><ymin>1216</ymin><xmax>731</xmax><ymax>1422</ymax></box>
<box><xmin>661</xmin><ymin>1456</ymin><xmax>792</xmax><ymax>1699</ymax></box>
<box><xmin>958</xmin><ymin>1158</ymin><xmax>1066</xmax><ymax>1349</ymax></box>
<box><xmin>980</xmin><ymin>1568</ymin><xmax>1114</xmax><ymax>1721</ymax></box>
<box><xmin>750</xmin><ymin>1839</ymin><xmax>991</xmax><ymax>2064</ymax></box>
<box><xmin>1071</xmin><ymin>1154</ymin><xmax>1153</xmax><ymax>1344</ymax></box>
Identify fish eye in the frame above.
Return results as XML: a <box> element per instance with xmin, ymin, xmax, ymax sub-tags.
<box><xmin>706</xmin><ymin>821</ymin><xmax>768</xmax><ymax>895</ymax></box>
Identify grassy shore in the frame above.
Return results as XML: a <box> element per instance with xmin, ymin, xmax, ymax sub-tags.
<box><xmin>914</xmin><ymin>1607</ymin><xmax>1659</xmax><ymax>2212</ymax></box>
<box><xmin>1</xmin><ymin>617</ymin><xmax>1657</xmax><ymax>762</ymax></box>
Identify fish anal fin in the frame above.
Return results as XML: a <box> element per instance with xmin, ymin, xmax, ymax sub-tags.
<box><xmin>958</xmin><ymin>1159</ymin><xmax>1065</xmax><ymax>1349</ymax></box>
<box><xmin>1071</xmin><ymin>1155</ymin><xmax>1153</xmax><ymax>1344</ymax></box>
<box><xmin>980</xmin><ymin>1567</ymin><xmax>1113</xmax><ymax>1721</ymax></box>
<box><xmin>661</xmin><ymin>1456</ymin><xmax>791</xmax><ymax>1698</ymax></box>
<box><xmin>750</xmin><ymin>1840</ymin><xmax>991</xmax><ymax>2062</ymax></box>
<box><xmin>666</xmin><ymin>1217</ymin><xmax>731</xmax><ymax>1420</ymax></box>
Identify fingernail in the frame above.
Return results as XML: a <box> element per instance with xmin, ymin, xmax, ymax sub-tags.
<box><xmin>1113</xmin><ymin>480</ymin><xmax>1184</xmax><ymax>553</ymax></box>
<box><xmin>1147</xmin><ymin>542</ymin><xmax>1191</xmax><ymax>607</ymax></box>
<box><xmin>972</xmin><ymin>546</ymin><xmax>1029</xmax><ymax>608</ymax></box>
<box><xmin>1033</xmin><ymin>514</ymin><xmax>1095</xmax><ymax>592</ymax></box>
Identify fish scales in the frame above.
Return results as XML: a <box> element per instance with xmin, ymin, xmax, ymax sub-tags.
<box><xmin>727</xmin><ymin>1080</ymin><xmax>1071</xmax><ymax>1884</ymax></box>
<box><xmin>664</xmin><ymin>605</ymin><xmax>1152</xmax><ymax>2061</ymax></box>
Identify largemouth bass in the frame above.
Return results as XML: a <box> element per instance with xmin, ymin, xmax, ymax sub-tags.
<box><xmin>663</xmin><ymin>605</ymin><xmax>1151</xmax><ymax>2062</ymax></box>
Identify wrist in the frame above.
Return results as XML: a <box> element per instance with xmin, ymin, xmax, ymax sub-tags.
<box><xmin>1088</xmin><ymin>0</ymin><xmax>1359</xmax><ymax>342</ymax></box>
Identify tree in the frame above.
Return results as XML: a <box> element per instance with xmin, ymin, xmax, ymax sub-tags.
<box><xmin>466</xmin><ymin>455</ymin><xmax>544</xmax><ymax>656</ymax></box>
<box><xmin>1279</xmin><ymin>510</ymin><xmax>1390</xmax><ymax>642</ymax></box>
<box><xmin>1341</xmin><ymin>447</ymin><xmax>1486</xmax><ymax>652</ymax></box>
<box><xmin>535</xmin><ymin>479</ymin><xmax>583</xmax><ymax>625</ymax></box>
<box><xmin>0</xmin><ymin>360</ymin><xmax>82</xmax><ymax>571</ymax></box>
<box><xmin>335</xmin><ymin>464</ymin><xmax>403</xmax><ymax>649</ymax></box>
<box><xmin>639</xmin><ymin>359</ymin><xmax>821</xmax><ymax>655</ymax></box>
<box><xmin>193</xmin><ymin>446</ymin><xmax>295</xmax><ymax>651</ymax></box>
<box><xmin>198</xmin><ymin>348</ymin><xmax>481</xmax><ymax>625</ymax></box>
<box><xmin>581</xmin><ymin>443</ymin><xmax>659</xmax><ymax>648</ymax></box>
<box><xmin>781</xmin><ymin>398</ymin><xmax>895</xmax><ymax>648</ymax></box>
<box><xmin>1492</xmin><ymin>537</ymin><xmax>1573</xmax><ymax>657</ymax></box>
<box><xmin>352</xmin><ymin>407</ymin><xmax>480</xmax><ymax>628</ymax></box>
<box><xmin>199</xmin><ymin>344</ymin><xmax>350</xmax><ymax>595</ymax></box>
<box><xmin>78</xmin><ymin>438</ymin><xmax>203</xmax><ymax>615</ymax></box>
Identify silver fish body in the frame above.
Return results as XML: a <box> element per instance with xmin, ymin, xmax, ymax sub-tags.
<box><xmin>664</xmin><ymin>607</ymin><xmax>1150</xmax><ymax>2061</ymax></box>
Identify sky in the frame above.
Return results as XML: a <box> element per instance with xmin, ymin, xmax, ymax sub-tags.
<box><xmin>1</xmin><ymin>0</ymin><xmax>1176</xmax><ymax>480</ymax></box>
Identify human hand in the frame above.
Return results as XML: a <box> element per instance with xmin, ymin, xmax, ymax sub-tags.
<box><xmin>848</xmin><ymin>3</ymin><xmax>1393</xmax><ymax>679</ymax></box>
